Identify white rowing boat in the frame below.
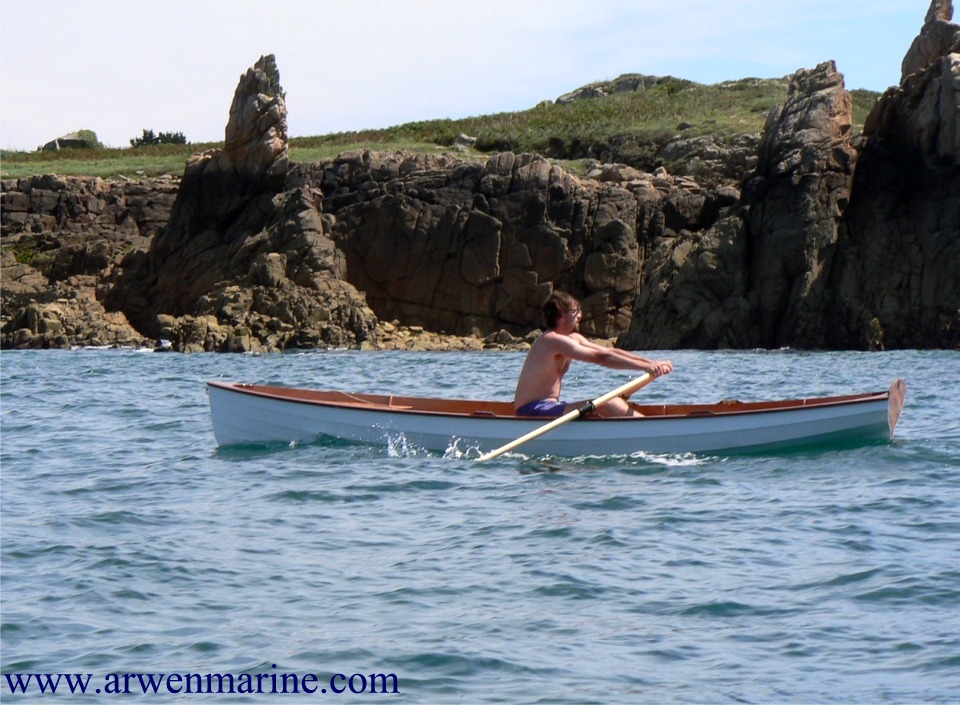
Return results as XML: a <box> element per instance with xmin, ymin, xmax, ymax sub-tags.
<box><xmin>207</xmin><ymin>379</ymin><xmax>906</xmax><ymax>457</ymax></box>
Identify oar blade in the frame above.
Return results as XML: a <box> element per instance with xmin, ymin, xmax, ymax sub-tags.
<box><xmin>887</xmin><ymin>378</ymin><xmax>906</xmax><ymax>436</ymax></box>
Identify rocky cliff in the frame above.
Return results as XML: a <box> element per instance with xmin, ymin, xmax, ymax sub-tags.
<box><xmin>103</xmin><ymin>55</ymin><xmax>381</xmax><ymax>353</ymax></box>
<box><xmin>1</xmin><ymin>174</ymin><xmax>175</xmax><ymax>348</ymax></box>
<box><xmin>2</xmin><ymin>3</ymin><xmax>958</xmax><ymax>352</ymax></box>
<box><xmin>622</xmin><ymin>1</ymin><xmax>959</xmax><ymax>350</ymax></box>
<box><xmin>834</xmin><ymin>1</ymin><xmax>960</xmax><ymax>349</ymax></box>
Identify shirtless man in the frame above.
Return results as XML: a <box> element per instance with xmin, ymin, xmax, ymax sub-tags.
<box><xmin>514</xmin><ymin>291</ymin><xmax>673</xmax><ymax>417</ymax></box>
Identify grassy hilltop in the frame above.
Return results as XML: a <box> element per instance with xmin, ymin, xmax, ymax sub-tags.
<box><xmin>1</xmin><ymin>76</ymin><xmax>881</xmax><ymax>180</ymax></box>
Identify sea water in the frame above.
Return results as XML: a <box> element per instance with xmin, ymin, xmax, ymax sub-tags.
<box><xmin>1</xmin><ymin>348</ymin><xmax>958</xmax><ymax>703</ymax></box>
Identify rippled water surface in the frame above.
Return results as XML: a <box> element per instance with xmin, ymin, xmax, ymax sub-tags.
<box><xmin>2</xmin><ymin>349</ymin><xmax>959</xmax><ymax>703</ymax></box>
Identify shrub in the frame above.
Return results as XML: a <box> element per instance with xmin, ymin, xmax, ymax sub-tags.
<box><xmin>130</xmin><ymin>129</ymin><xmax>188</xmax><ymax>148</ymax></box>
<box><xmin>73</xmin><ymin>129</ymin><xmax>103</xmax><ymax>148</ymax></box>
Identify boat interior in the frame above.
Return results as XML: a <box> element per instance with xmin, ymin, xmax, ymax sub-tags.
<box><xmin>216</xmin><ymin>382</ymin><xmax>892</xmax><ymax>420</ymax></box>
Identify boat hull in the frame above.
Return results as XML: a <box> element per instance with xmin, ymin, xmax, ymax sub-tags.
<box><xmin>207</xmin><ymin>380</ymin><xmax>905</xmax><ymax>457</ymax></box>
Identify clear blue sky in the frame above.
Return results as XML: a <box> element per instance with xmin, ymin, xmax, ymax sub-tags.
<box><xmin>0</xmin><ymin>0</ymin><xmax>928</xmax><ymax>151</ymax></box>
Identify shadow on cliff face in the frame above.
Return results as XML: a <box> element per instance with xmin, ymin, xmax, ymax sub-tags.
<box><xmin>833</xmin><ymin>40</ymin><xmax>960</xmax><ymax>350</ymax></box>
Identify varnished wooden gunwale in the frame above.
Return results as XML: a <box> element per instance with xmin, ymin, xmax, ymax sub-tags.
<box><xmin>214</xmin><ymin>381</ymin><xmax>891</xmax><ymax>420</ymax></box>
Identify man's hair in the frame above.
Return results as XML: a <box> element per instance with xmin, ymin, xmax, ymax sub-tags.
<box><xmin>543</xmin><ymin>291</ymin><xmax>580</xmax><ymax>329</ymax></box>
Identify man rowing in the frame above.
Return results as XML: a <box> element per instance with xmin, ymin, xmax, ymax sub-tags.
<box><xmin>514</xmin><ymin>291</ymin><xmax>673</xmax><ymax>417</ymax></box>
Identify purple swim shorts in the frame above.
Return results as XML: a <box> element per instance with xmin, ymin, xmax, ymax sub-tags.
<box><xmin>515</xmin><ymin>399</ymin><xmax>569</xmax><ymax>417</ymax></box>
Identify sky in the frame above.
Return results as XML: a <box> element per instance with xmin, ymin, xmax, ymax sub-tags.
<box><xmin>0</xmin><ymin>0</ymin><xmax>930</xmax><ymax>151</ymax></box>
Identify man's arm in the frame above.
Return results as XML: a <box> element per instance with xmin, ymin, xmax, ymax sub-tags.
<box><xmin>558</xmin><ymin>333</ymin><xmax>673</xmax><ymax>376</ymax></box>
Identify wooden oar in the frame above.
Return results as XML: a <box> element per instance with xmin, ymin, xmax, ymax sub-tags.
<box><xmin>477</xmin><ymin>374</ymin><xmax>654</xmax><ymax>461</ymax></box>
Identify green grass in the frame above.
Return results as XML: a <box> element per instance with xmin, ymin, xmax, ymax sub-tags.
<box><xmin>850</xmin><ymin>88</ymin><xmax>882</xmax><ymax>130</ymax></box>
<box><xmin>0</xmin><ymin>142</ymin><xmax>219</xmax><ymax>180</ymax></box>
<box><xmin>0</xmin><ymin>78</ymin><xmax>881</xmax><ymax>180</ymax></box>
<box><xmin>288</xmin><ymin>140</ymin><xmax>469</xmax><ymax>163</ymax></box>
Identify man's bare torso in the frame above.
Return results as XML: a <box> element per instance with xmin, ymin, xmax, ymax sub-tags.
<box><xmin>514</xmin><ymin>332</ymin><xmax>573</xmax><ymax>408</ymax></box>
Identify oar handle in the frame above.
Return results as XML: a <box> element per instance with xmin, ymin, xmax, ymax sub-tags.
<box><xmin>477</xmin><ymin>374</ymin><xmax>653</xmax><ymax>461</ymax></box>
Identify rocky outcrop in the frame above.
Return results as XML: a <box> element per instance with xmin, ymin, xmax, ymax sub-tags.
<box><xmin>745</xmin><ymin>61</ymin><xmax>858</xmax><ymax>346</ymax></box>
<box><xmin>106</xmin><ymin>54</ymin><xmax>380</xmax><ymax>352</ymax></box>
<box><xmin>301</xmin><ymin>149</ymin><xmax>737</xmax><ymax>341</ymax></box>
<box><xmin>618</xmin><ymin>215</ymin><xmax>754</xmax><ymax>349</ymax></box>
<box><xmin>621</xmin><ymin>61</ymin><xmax>857</xmax><ymax>349</ymax></box>
<box><xmin>901</xmin><ymin>0</ymin><xmax>960</xmax><ymax>82</ymax></box>
<box><xmin>833</xmin><ymin>4</ymin><xmax>960</xmax><ymax>349</ymax></box>
<box><xmin>132</xmin><ymin>53</ymin><xmax>292</xmax><ymax>319</ymax></box>
<box><xmin>619</xmin><ymin>1</ymin><xmax>959</xmax><ymax>351</ymax></box>
<box><xmin>41</xmin><ymin>131</ymin><xmax>100</xmax><ymax>152</ymax></box>
<box><xmin>3</xmin><ymin>3</ymin><xmax>957</xmax><ymax>352</ymax></box>
<box><xmin>555</xmin><ymin>74</ymin><xmax>679</xmax><ymax>103</ymax></box>
<box><xmin>1</xmin><ymin>174</ymin><xmax>176</xmax><ymax>348</ymax></box>
<box><xmin>312</xmin><ymin>150</ymin><xmax>635</xmax><ymax>337</ymax></box>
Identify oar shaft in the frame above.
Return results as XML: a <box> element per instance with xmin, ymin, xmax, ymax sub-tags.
<box><xmin>589</xmin><ymin>373</ymin><xmax>653</xmax><ymax>409</ymax></box>
<box><xmin>477</xmin><ymin>374</ymin><xmax>652</xmax><ymax>461</ymax></box>
<box><xmin>477</xmin><ymin>408</ymin><xmax>582</xmax><ymax>461</ymax></box>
